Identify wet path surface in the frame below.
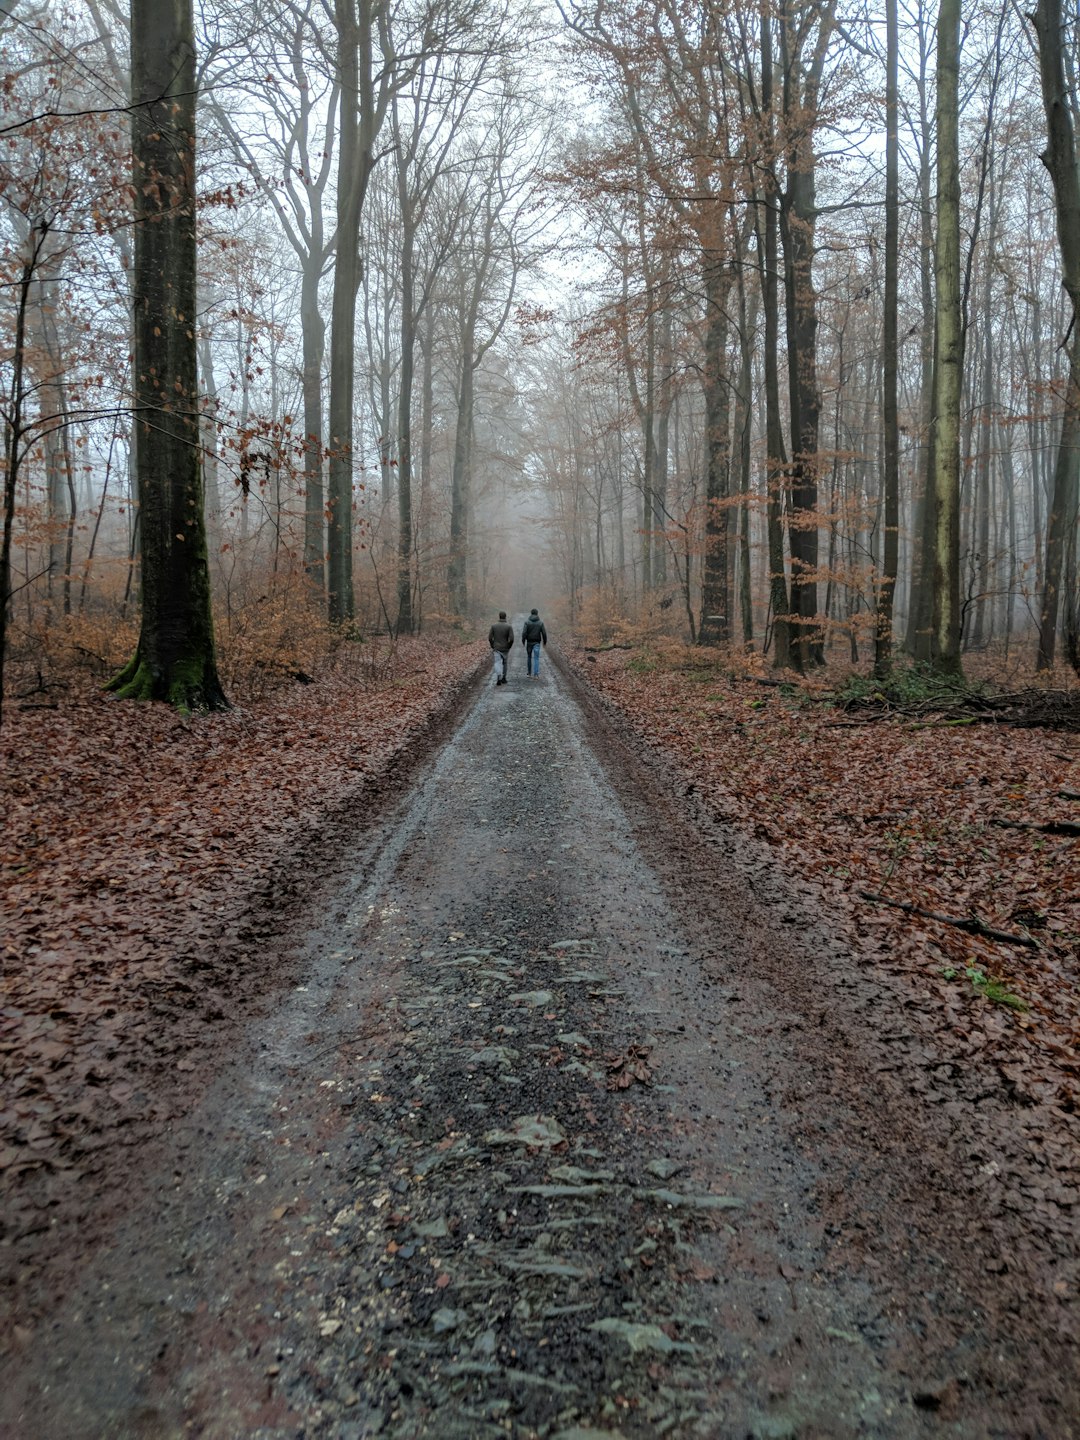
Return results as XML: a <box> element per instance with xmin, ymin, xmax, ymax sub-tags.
<box><xmin>4</xmin><ymin>654</ymin><xmax>1076</xmax><ymax>1437</ymax></box>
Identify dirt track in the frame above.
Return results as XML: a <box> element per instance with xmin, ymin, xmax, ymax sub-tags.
<box><xmin>2</xmin><ymin>647</ymin><xmax>1076</xmax><ymax>1438</ymax></box>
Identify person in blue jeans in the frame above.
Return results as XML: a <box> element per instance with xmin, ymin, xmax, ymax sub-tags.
<box><xmin>521</xmin><ymin>608</ymin><xmax>547</xmax><ymax>678</ymax></box>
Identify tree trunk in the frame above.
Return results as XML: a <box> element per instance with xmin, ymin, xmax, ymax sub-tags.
<box><xmin>905</xmin><ymin>19</ymin><xmax>937</xmax><ymax>659</ymax></box>
<box><xmin>108</xmin><ymin>0</ymin><xmax>225</xmax><ymax>711</ymax></box>
<box><xmin>970</xmin><ymin>177</ymin><xmax>996</xmax><ymax>651</ymax></box>
<box><xmin>779</xmin><ymin>164</ymin><xmax>822</xmax><ymax>669</ymax></box>
<box><xmin>734</xmin><ymin>246</ymin><xmax>759</xmax><ymax>650</ymax></box>
<box><xmin>327</xmin><ymin>0</ymin><xmax>388</xmax><ymax>626</ymax></box>
<box><xmin>653</xmin><ymin>295</ymin><xmax>671</xmax><ymax>587</ymax></box>
<box><xmin>1033</xmin><ymin>0</ymin><xmax>1080</xmax><ymax>673</ymax></box>
<box><xmin>396</xmin><ymin>197</ymin><xmax>417</xmax><ymax>634</ymax></box>
<box><xmin>698</xmin><ymin>256</ymin><xmax>732</xmax><ymax>646</ymax></box>
<box><xmin>759</xmin><ymin>11</ymin><xmax>793</xmax><ymax>669</ymax></box>
<box><xmin>301</xmin><ymin>253</ymin><xmax>326</xmax><ymax>588</ymax></box>
<box><xmin>778</xmin><ymin>1</ymin><xmax>834</xmax><ymax>670</ymax></box>
<box><xmin>326</xmin><ymin>1</ymin><xmax>363</xmax><ymax>625</ymax></box>
<box><xmin>875</xmin><ymin>0</ymin><xmax>900</xmax><ymax>676</ymax></box>
<box><xmin>448</xmin><ymin>321</ymin><xmax>475</xmax><ymax>617</ymax></box>
<box><xmin>930</xmin><ymin>0</ymin><xmax>963</xmax><ymax>676</ymax></box>
<box><xmin>0</xmin><ymin>228</ymin><xmax>44</xmax><ymax>727</ymax></box>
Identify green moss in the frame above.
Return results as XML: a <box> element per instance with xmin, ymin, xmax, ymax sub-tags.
<box><xmin>105</xmin><ymin>653</ymin><xmax>153</xmax><ymax>701</ymax></box>
<box><xmin>167</xmin><ymin>654</ymin><xmax>210</xmax><ymax>713</ymax></box>
<box><xmin>105</xmin><ymin>650</ymin><xmax>228</xmax><ymax>713</ymax></box>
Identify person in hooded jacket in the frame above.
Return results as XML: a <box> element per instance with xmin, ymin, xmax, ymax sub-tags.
<box><xmin>488</xmin><ymin>610</ymin><xmax>514</xmax><ymax>685</ymax></box>
<box><xmin>521</xmin><ymin>608</ymin><xmax>547</xmax><ymax>678</ymax></box>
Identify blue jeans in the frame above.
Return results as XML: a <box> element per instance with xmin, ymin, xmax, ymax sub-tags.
<box><xmin>527</xmin><ymin>642</ymin><xmax>541</xmax><ymax>676</ymax></box>
<box><xmin>492</xmin><ymin>650</ymin><xmax>508</xmax><ymax>682</ymax></box>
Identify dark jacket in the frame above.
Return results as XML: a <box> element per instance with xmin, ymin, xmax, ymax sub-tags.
<box><xmin>522</xmin><ymin>615</ymin><xmax>547</xmax><ymax>645</ymax></box>
<box><xmin>488</xmin><ymin>621</ymin><xmax>514</xmax><ymax>653</ymax></box>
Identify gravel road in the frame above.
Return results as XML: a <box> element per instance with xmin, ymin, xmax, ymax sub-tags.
<box><xmin>3</xmin><ymin>646</ymin><xmax>1076</xmax><ymax>1438</ymax></box>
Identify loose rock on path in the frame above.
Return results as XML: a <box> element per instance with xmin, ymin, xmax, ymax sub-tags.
<box><xmin>2</xmin><ymin>647</ymin><xmax>1076</xmax><ymax>1438</ymax></box>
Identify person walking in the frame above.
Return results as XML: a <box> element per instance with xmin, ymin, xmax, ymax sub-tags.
<box><xmin>521</xmin><ymin>608</ymin><xmax>547</xmax><ymax>678</ymax></box>
<box><xmin>488</xmin><ymin>610</ymin><xmax>514</xmax><ymax>686</ymax></box>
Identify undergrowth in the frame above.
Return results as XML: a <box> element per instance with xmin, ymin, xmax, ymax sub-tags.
<box><xmin>830</xmin><ymin>663</ymin><xmax>988</xmax><ymax>709</ymax></box>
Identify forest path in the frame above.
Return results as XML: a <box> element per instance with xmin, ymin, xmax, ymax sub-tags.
<box><xmin>2</xmin><ymin>647</ymin><xmax>1074</xmax><ymax>1438</ymax></box>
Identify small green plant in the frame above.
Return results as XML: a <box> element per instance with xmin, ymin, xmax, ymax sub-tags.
<box><xmin>960</xmin><ymin>964</ymin><xmax>1028</xmax><ymax>1012</ymax></box>
<box><xmin>880</xmin><ymin>829</ymin><xmax>911</xmax><ymax>890</ymax></box>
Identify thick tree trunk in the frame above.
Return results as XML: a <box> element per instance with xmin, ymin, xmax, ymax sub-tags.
<box><xmin>1033</xmin><ymin>0</ymin><xmax>1080</xmax><ymax>673</ymax></box>
<box><xmin>780</xmin><ymin>168</ymin><xmax>824</xmax><ymax>669</ymax></box>
<box><xmin>930</xmin><ymin>0</ymin><xmax>963</xmax><ymax>676</ymax></box>
<box><xmin>326</xmin><ymin>1</ymin><xmax>363</xmax><ymax>626</ymax></box>
<box><xmin>108</xmin><ymin>0</ymin><xmax>225</xmax><ymax>711</ymax></box>
<box><xmin>327</xmin><ymin>0</ymin><xmax>388</xmax><ymax>626</ymax></box>
<box><xmin>778</xmin><ymin>2</ymin><xmax>834</xmax><ymax>670</ymax></box>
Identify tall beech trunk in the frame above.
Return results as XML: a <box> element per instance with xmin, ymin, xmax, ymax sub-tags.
<box><xmin>326</xmin><ymin>1</ymin><xmax>363</xmax><ymax>625</ymax></box>
<box><xmin>301</xmin><ymin>254</ymin><xmax>326</xmax><ymax>587</ymax></box>
<box><xmin>875</xmin><ymin>0</ymin><xmax>900</xmax><ymax>676</ymax></box>
<box><xmin>970</xmin><ymin>168</ymin><xmax>997</xmax><ymax>651</ymax></box>
<box><xmin>906</xmin><ymin>25</ymin><xmax>938</xmax><ymax>659</ymax></box>
<box><xmin>760</xmin><ymin>10</ymin><xmax>793</xmax><ymax>669</ymax></box>
<box><xmin>654</xmin><ymin>295</ymin><xmax>671</xmax><ymax>587</ymax></box>
<box><xmin>108</xmin><ymin>0</ymin><xmax>226</xmax><ymax>711</ymax></box>
<box><xmin>778</xmin><ymin>0</ymin><xmax>835</xmax><ymax>670</ymax></box>
<box><xmin>40</xmin><ymin>268</ymin><xmax>76</xmax><ymax>618</ymax></box>
<box><xmin>698</xmin><ymin>255</ymin><xmax>733</xmax><ymax>646</ymax></box>
<box><xmin>734</xmin><ymin>245</ymin><xmax>759</xmax><ymax>650</ymax></box>
<box><xmin>931</xmin><ymin>0</ymin><xmax>963</xmax><ymax>675</ymax></box>
<box><xmin>616</xmin><ymin>247</ymin><xmax>655</xmax><ymax>595</ymax></box>
<box><xmin>448</xmin><ymin>315</ymin><xmax>476</xmax><ymax>616</ymax></box>
<box><xmin>1033</xmin><ymin>0</ymin><xmax>1080</xmax><ymax>673</ymax></box>
<box><xmin>395</xmin><ymin>184</ymin><xmax>417</xmax><ymax>634</ymax></box>
<box><xmin>0</xmin><ymin>227</ymin><xmax>45</xmax><ymax>727</ymax></box>
<box><xmin>327</xmin><ymin>0</ymin><xmax>389</xmax><ymax>626</ymax></box>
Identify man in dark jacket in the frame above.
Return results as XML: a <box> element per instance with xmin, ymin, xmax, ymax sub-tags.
<box><xmin>521</xmin><ymin>608</ymin><xmax>547</xmax><ymax>678</ymax></box>
<box><xmin>488</xmin><ymin>610</ymin><xmax>514</xmax><ymax>685</ymax></box>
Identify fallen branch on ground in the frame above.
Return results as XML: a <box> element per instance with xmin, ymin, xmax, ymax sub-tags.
<box><xmin>990</xmin><ymin>818</ymin><xmax>1080</xmax><ymax>838</ymax></box>
<box><xmin>857</xmin><ymin>891</ymin><xmax>1040</xmax><ymax>948</ymax></box>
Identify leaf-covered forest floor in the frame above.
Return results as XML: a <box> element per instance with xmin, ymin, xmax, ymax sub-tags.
<box><xmin>0</xmin><ymin>636</ymin><xmax>485</xmax><ymax>1308</ymax></box>
<box><xmin>571</xmin><ymin>642</ymin><xmax>1080</xmax><ymax>1199</ymax></box>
